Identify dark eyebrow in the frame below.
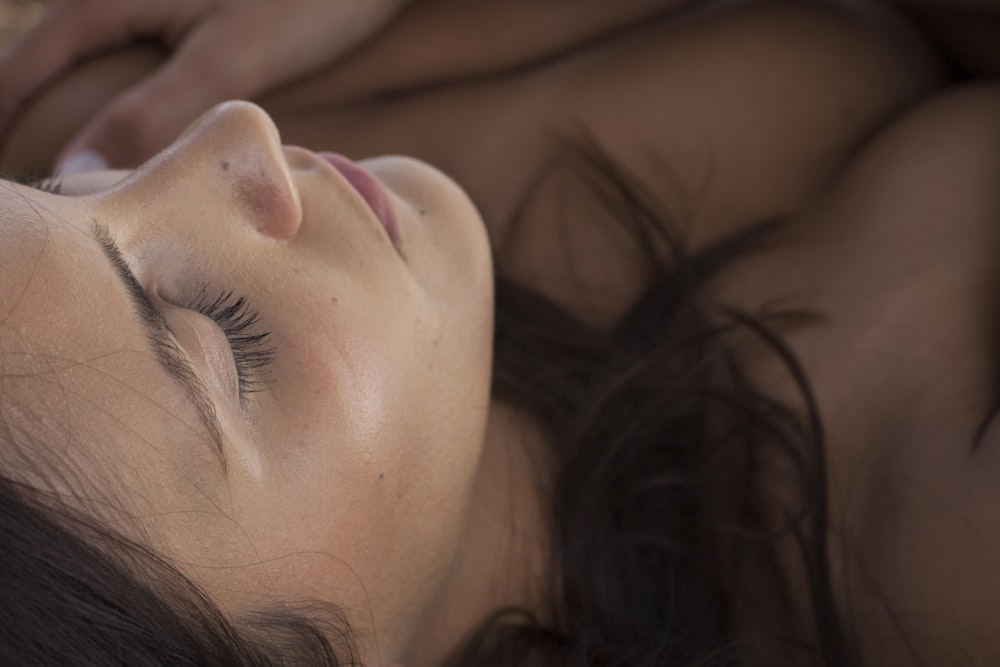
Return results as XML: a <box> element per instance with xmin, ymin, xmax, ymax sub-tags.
<box><xmin>90</xmin><ymin>221</ymin><xmax>228</xmax><ymax>470</ymax></box>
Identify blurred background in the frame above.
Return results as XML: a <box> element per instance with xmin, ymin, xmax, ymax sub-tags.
<box><xmin>0</xmin><ymin>0</ymin><xmax>43</xmax><ymax>51</ymax></box>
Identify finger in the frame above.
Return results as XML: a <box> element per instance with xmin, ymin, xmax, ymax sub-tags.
<box><xmin>0</xmin><ymin>0</ymin><xmax>185</xmax><ymax>135</ymax></box>
<box><xmin>56</xmin><ymin>24</ymin><xmax>254</xmax><ymax>169</ymax></box>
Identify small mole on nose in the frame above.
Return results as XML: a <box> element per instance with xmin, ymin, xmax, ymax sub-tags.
<box><xmin>221</xmin><ymin>161</ymin><xmax>230</xmax><ymax>171</ymax></box>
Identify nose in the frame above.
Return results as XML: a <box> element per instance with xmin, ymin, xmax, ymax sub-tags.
<box><xmin>146</xmin><ymin>101</ymin><xmax>303</xmax><ymax>240</ymax></box>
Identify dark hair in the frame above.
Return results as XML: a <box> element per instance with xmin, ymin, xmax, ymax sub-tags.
<box><xmin>0</xmin><ymin>472</ymin><xmax>358</xmax><ymax>665</ymax></box>
<box><xmin>451</xmin><ymin>142</ymin><xmax>852</xmax><ymax>666</ymax></box>
<box><xmin>0</xmin><ymin>142</ymin><xmax>847</xmax><ymax>666</ymax></box>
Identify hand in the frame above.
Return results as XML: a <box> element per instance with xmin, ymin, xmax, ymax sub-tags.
<box><xmin>0</xmin><ymin>0</ymin><xmax>409</xmax><ymax>172</ymax></box>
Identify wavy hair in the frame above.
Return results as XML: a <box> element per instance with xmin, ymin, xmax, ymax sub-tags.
<box><xmin>0</xmin><ymin>142</ymin><xmax>848</xmax><ymax>666</ymax></box>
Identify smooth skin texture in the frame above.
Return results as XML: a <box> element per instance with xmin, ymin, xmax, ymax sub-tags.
<box><xmin>0</xmin><ymin>100</ymin><xmax>527</xmax><ymax>666</ymax></box>
<box><xmin>3</xmin><ymin>1</ymin><xmax>989</xmax><ymax>665</ymax></box>
<box><xmin>706</xmin><ymin>84</ymin><xmax>1000</xmax><ymax>666</ymax></box>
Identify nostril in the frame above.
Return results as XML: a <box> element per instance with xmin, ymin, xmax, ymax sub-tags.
<box><xmin>173</xmin><ymin>101</ymin><xmax>301</xmax><ymax>238</ymax></box>
<box><xmin>235</xmin><ymin>172</ymin><xmax>302</xmax><ymax>239</ymax></box>
<box><xmin>282</xmin><ymin>146</ymin><xmax>321</xmax><ymax>171</ymax></box>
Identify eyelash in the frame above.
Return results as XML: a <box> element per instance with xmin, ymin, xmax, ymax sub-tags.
<box><xmin>17</xmin><ymin>175</ymin><xmax>63</xmax><ymax>194</ymax></box>
<box><xmin>180</xmin><ymin>287</ymin><xmax>276</xmax><ymax>399</ymax></box>
<box><xmin>29</xmin><ymin>177</ymin><xmax>63</xmax><ymax>194</ymax></box>
<box><xmin>28</xmin><ymin>179</ymin><xmax>274</xmax><ymax>399</ymax></box>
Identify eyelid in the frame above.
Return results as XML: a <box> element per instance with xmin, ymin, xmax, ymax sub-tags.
<box><xmin>174</xmin><ymin>288</ymin><xmax>276</xmax><ymax>401</ymax></box>
<box><xmin>90</xmin><ymin>220</ymin><xmax>274</xmax><ymax>405</ymax></box>
<box><xmin>89</xmin><ymin>221</ymin><xmax>228</xmax><ymax>467</ymax></box>
<box><xmin>157</xmin><ymin>300</ymin><xmax>243</xmax><ymax>403</ymax></box>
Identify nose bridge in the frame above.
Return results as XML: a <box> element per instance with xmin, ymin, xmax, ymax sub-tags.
<box><xmin>142</xmin><ymin>101</ymin><xmax>303</xmax><ymax>241</ymax></box>
<box><xmin>210</xmin><ymin>102</ymin><xmax>302</xmax><ymax>240</ymax></box>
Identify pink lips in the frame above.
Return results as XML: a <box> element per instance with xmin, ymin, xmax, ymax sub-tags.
<box><xmin>318</xmin><ymin>152</ymin><xmax>400</xmax><ymax>249</ymax></box>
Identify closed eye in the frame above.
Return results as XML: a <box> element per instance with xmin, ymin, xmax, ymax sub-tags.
<box><xmin>176</xmin><ymin>287</ymin><xmax>276</xmax><ymax>399</ymax></box>
<box><xmin>90</xmin><ymin>221</ymin><xmax>228</xmax><ymax>467</ymax></box>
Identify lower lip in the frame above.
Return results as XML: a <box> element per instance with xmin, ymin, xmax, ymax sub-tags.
<box><xmin>318</xmin><ymin>152</ymin><xmax>400</xmax><ymax>249</ymax></box>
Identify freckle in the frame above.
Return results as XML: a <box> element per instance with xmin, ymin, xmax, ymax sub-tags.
<box><xmin>418</xmin><ymin>208</ymin><xmax>427</xmax><ymax>216</ymax></box>
<box><xmin>427</xmin><ymin>361</ymin><xmax>434</xmax><ymax>369</ymax></box>
<box><xmin>222</xmin><ymin>161</ymin><xmax>230</xmax><ymax>171</ymax></box>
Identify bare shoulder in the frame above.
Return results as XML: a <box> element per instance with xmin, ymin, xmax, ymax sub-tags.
<box><xmin>704</xmin><ymin>82</ymin><xmax>1000</xmax><ymax>390</ymax></box>
<box><xmin>498</xmin><ymin>0</ymin><xmax>945</xmax><ymax>326</ymax></box>
<box><xmin>552</xmin><ymin>0</ymin><xmax>946</xmax><ymax>248</ymax></box>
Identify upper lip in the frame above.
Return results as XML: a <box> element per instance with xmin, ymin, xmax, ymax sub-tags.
<box><xmin>293</xmin><ymin>148</ymin><xmax>402</xmax><ymax>256</ymax></box>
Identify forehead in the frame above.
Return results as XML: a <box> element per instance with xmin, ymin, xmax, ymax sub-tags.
<box><xmin>0</xmin><ymin>191</ymin><xmax>104</xmax><ymax>348</ymax></box>
<box><xmin>0</xmin><ymin>187</ymin><xmax>216</xmax><ymax>492</ymax></box>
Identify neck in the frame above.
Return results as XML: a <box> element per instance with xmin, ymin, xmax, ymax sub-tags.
<box><xmin>404</xmin><ymin>399</ymin><xmax>553</xmax><ymax>667</ymax></box>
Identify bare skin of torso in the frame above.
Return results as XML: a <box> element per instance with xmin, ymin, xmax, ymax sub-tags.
<box><xmin>13</xmin><ymin>1</ymin><xmax>1000</xmax><ymax>664</ymax></box>
<box><xmin>2</xmin><ymin>0</ymin><xmax>942</xmax><ymax>328</ymax></box>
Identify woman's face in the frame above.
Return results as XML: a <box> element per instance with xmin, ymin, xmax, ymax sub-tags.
<box><xmin>0</xmin><ymin>102</ymin><xmax>494</xmax><ymax>660</ymax></box>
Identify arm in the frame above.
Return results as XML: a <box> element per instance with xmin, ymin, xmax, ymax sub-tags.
<box><xmin>269</xmin><ymin>0</ymin><xmax>695</xmax><ymax>104</ymax></box>
<box><xmin>0</xmin><ymin>0</ymin><xmax>413</xmax><ymax>170</ymax></box>
<box><xmin>0</xmin><ymin>0</ymin><xmax>693</xmax><ymax>175</ymax></box>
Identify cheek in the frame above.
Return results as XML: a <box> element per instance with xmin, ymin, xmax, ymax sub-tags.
<box><xmin>260</xmin><ymin>276</ymin><xmax>488</xmax><ymax>474</ymax></box>
<box><xmin>215</xmin><ymin>261</ymin><xmax>493</xmax><ymax>606</ymax></box>
<box><xmin>239</xmin><ymin>301</ymin><xmax>489</xmax><ymax>535</ymax></box>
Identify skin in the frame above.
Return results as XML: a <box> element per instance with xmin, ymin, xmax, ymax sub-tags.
<box><xmin>0</xmin><ymin>100</ymin><xmax>540</xmax><ymax>666</ymax></box>
<box><xmin>0</xmin><ymin>0</ymin><xmax>413</xmax><ymax>167</ymax></box>
<box><xmin>706</xmin><ymin>84</ymin><xmax>1000</xmax><ymax>664</ymax></box>
<box><xmin>2</xmin><ymin>0</ymin><xmax>986</xmax><ymax>665</ymax></box>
